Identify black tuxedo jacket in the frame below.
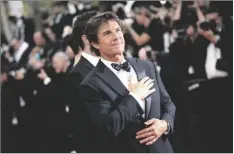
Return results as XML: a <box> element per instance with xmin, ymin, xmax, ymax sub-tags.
<box><xmin>80</xmin><ymin>57</ymin><xmax>176</xmax><ymax>153</ymax></box>
<box><xmin>9</xmin><ymin>46</ymin><xmax>31</xmax><ymax>71</ymax></box>
<box><xmin>66</xmin><ymin>56</ymin><xmax>96</xmax><ymax>152</ymax></box>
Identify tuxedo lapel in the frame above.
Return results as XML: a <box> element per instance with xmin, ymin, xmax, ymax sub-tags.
<box><xmin>127</xmin><ymin>58</ymin><xmax>152</xmax><ymax>119</ymax></box>
<box><xmin>95</xmin><ymin>60</ymin><xmax>129</xmax><ymax>97</ymax></box>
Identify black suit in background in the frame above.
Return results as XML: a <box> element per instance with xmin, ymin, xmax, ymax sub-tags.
<box><xmin>80</xmin><ymin>58</ymin><xmax>176</xmax><ymax>153</ymax></box>
<box><xmin>66</xmin><ymin>56</ymin><xmax>96</xmax><ymax>152</ymax></box>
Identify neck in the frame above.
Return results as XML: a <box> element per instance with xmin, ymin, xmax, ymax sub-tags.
<box><xmin>83</xmin><ymin>47</ymin><xmax>92</xmax><ymax>55</ymax></box>
<box><xmin>73</xmin><ymin>53</ymin><xmax>81</xmax><ymax>66</ymax></box>
<box><xmin>15</xmin><ymin>42</ymin><xmax>23</xmax><ymax>51</ymax></box>
<box><xmin>144</xmin><ymin>18</ymin><xmax>151</xmax><ymax>28</ymax></box>
<box><xmin>189</xmin><ymin>33</ymin><xmax>198</xmax><ymax>42</ymax></box>
<box><xmin>101</xmin><ymin>54</ymin><xmax>123</xmax><ymax>63</ymax></box>
<box><xmin>63</xmin><ymin>62</ymin><xmax>70</xmax><ymax>72</ymax></box>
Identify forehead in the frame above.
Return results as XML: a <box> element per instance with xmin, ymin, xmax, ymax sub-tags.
<box><xmin>53</xmin><ymin>55</ymin><xmax>62</xmax><ymax>62</ymax></box>
<box><xmin>97</xmin><ymin>20</ymin><xmax>120</xmax><ymax>33</ymax></box>
<box><xmin>10</xmin><ymin>39</ymin><xmax>18</xmax><ymax>44</ymax></box>
<box><xmin>34</xmin><ymin>33</ymin><xmax>42</xmax><ymax>38</ymax></box>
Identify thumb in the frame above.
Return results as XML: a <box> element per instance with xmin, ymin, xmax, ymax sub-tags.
<box><xmin>145</xmin><ymin>118</ymin><xmax>157</xmax><ymax>125</ymax></box>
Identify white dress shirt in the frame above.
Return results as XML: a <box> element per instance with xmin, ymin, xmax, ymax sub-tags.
<box><xmin>14</xmin><ymin>42</ymin><xmax>29</xmax><ymax>63</ymax></box>
<box><xmin>101</xmin><ymin>58</ymin><xmax>145</xmax><ymax>116</ymax></box>
<box><xmin>81</xmin><ymin>52</ymin><xmax>100</xmax><ymax>66</ymax></box>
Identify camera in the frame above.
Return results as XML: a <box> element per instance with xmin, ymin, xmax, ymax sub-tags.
<box><xmin>176</xmin><ymin>29</ymin><xmax>186</xmax><ymax>38</ymax></box>
<box><xmin>199</xmin><ymin>21</ymin><xmax>211</xmax><ymax>31</ymax></box>
<box><xmin>199</xmin><ymin>20</ymin><xmax>217</xmax><ymax>32</ymax></box>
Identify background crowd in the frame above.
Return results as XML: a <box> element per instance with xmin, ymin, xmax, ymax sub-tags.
<box><xmin>1</xmin><ymin>0</ymin><xmax>232</xmax><ymax>153</ymax></box>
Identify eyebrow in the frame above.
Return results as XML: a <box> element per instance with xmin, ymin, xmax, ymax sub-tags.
<box><xmin>102</xmin><ymin>27</ymin><xmax>121</xmax><ymax>36</ymax></box>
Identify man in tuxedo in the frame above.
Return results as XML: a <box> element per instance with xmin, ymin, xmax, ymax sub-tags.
<box><xmin>65</xmin><ymin>11</ymin><xmax>100</xmax><ymax>152</ymax></box>
<box><xmin>80</xmin><ymin>12</ymin><xmax>176</xmax><ymax>153</ymax></box>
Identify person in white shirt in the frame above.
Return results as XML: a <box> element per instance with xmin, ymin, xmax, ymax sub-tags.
<box><xmin>65</xmin><ymin>11</ymin><xmax>100</xmax><ymax>153</ymax></box>
<box><xmin>79</xmin><ymin>11</ymin><xmax>176</xmax><ymax>153</ymax></box>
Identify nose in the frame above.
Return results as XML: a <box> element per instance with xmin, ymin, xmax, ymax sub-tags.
<box><xmin>112</xmin><ymin>31</ymin><xmax>121</xmax><ymax>41</ymax></box>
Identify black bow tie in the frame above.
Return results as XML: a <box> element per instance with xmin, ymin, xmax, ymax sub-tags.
<box><xmin>111</xmin><ymin>61</ymin><xmax>131</xmax><ymax>72</ymax></box>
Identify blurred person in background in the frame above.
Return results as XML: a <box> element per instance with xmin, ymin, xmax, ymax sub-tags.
<box><xmin>8</xmin><ymin>14</ymin><xmax>35</xmax><ymax>48</ymax></box>
<box><xmin>30</xmin><ymin>51</ymin><xmax>72</xmax><ymax>152</ymax></box>
<box><xmin>66</xmin><ymin>11</ymin><xmax>100</xmax><ymax>152</ymax></box>
<box><xmin>31</xmin><ymin>31</ymin><xmax>60</xmax><ymax>66</ymax></box>
<box><xmin>50</xmin><ymin>2</ymin><xmax>74</xmax><ymax>40</ymax></box>
<box><xmin>126</xmin><ymin>2</ymin><xmax>164</xmax><ymax>55</ymax></box>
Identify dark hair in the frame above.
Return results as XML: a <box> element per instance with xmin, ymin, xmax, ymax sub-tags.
<box><xmin>41</xmin><ymin>31</ymin><xmax>51</xmax><ymax>43</ymax></box>
<box><xmin>40</xmin><ymin>9</ymin><xmax>50</xmax><ymax>20</ymax></box>
<box><xmin>68</xmin><ymin>11</ymin><xmax>97</xmax><ymax>55</ymax></box>
<box><xmin>84</xmin><ymin>11</ymin><xmax>122</xmax><ymax>56</ymax></box>
<box><xmin>52</xmin><ymin>1</ymin><xmax>64</xmax><ymax>7</ymax></box>
<box><xmin>8</xmin><ymin>15</ymin><xmax>17</xmax><ymax>24</ymax></box>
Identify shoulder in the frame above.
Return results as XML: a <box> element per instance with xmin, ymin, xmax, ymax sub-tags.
<box><xmin>69</xmin><ymin>58</ymin><xmax>87</xmax><ymax>74</ymax></box>
<box><xmin>129</xmin><ymin>57</ymin><xmax>155</xmax><ymax>68</ymax></box>
<box><xmin>80</xmin><ymin>68</ymin><xmax>98</xmax><ymax>87</ymax></box>
<box><xmin>68</xmin><ymin>63</ymin><xmax>87</xmax><ymax>82</ymax></box>
<box><xmin>69</xmin><ymin>63</ymin><xmax>80</xmax><ymax>74</ymax></box>
<box><xmin>79</xmin><ymin>69</ymin><xmax>102</xmax><ymax>99</ymax></box>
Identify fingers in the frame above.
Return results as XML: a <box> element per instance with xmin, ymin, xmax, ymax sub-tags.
<box><xmin>146</xmin><ymin>82</ymin><xmax>154</xmax><ymax>90</ymax></box>
<box><xmin>148</xmin><ymin>88</ymin><xmax>156</xmax><ymax>95</ymax></box>
<box><xmin>144</xmin><ymin>79</ymin><xmax>154</xmax><ymax>87</ymax></box>
<box><xmin>146</xmin><ymin>137</ymin><xmax>158</xmax><ymax>145</ymax></box>
<box><xmin>136</xmin><ymin>132</ymin><xmax>153</xmax><ymax>140</ymax></box>
<box><xmin>139</xmin><ymin>77</ymin><xmax>150</xmax><ymax>84</ymax></box>
<box><xmin>137</xmin><ymin>126</ymin><xmax>154</xmax><ymax>136</ymax></box>
<box><xmin>140</xmin><ymin>135</ymin><xmax>156</xmax><ymax>144</ymax></box>
<box><xmin>145</xmin><ymin>118</ymin><xmax>157</xmax><ymax>126</ymax></box>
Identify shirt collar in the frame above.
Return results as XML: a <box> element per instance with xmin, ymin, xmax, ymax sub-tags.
<box><xmin>81</xmin><ymin>52</ymin><xmax>100</xmax><ymax>66</ymax></box>
<box><xmin>101</xmin><ymin>57</ymin><xmax>127</xmax><ymax>74</ymax></box>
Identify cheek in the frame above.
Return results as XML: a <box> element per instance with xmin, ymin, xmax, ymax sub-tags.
<box><xmin>136</xmin><ymin>16</ymin><xmax>143</xmax><ymax>24</ymax></box>
<box><xmin>187</xmin><ymin>28</ymin><xmax>193</xmax><ymax>34</ymax></box>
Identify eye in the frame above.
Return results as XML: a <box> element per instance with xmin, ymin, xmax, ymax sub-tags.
<box><xmin>116</xmin><ymin>28</ymin><xmax>122</xmax><ymax>32</ymax></box>
<box><xmin>103</xmin><ymin>31</ymin><xmax>111</xmax><ymax>36</ymax></box>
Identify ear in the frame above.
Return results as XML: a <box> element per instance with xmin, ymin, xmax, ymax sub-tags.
<box><xmin>91</xmin><ymin>42</ymin><xmax>100</xmax><ymax>50</ymax></box>
<box><xmin>81</xmin><ymin>35</ymin><xmax>89</xmax><ymax>45</ymax></box>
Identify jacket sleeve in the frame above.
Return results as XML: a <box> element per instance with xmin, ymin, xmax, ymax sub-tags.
<box><xmin>80</xmin><ymin>83</ymin><xmax>144</xmax><ymax>139</ymax></box>
<box><xmin>152</xmin><ymin>62</ymin><xmax>176</xmax><ymax>134</ymax></box>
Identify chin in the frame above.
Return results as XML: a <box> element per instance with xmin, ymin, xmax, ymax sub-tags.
<box><xmin>113</xmin><ymin>49</ymin><xmax>124</xmax><ymax>55</ymax></box>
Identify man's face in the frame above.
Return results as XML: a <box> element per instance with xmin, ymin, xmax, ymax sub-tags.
<box><xmin>186</xmin><ymin>25</ymin><xmax>195</xmax><ymax>36</ymax></box>
<box><xmin>10</xmin><ymin>39</ymin><xmax>19</xmax><ymax>51</ymax></box>
<box><xmin>52</xmin><ymin>6</ymin><xmax>62</xmax><ymax>15</ymax></box>
<box><xmin>135</xmin><ymin>8</ymin><xmax>148</xmax><ymax>25</ymax></box>
<box><xmin>52</xmin><ymin>57</ymin><xmax>66</xmax><ymax>73</ymax></box>
<box><xmin>92</xmin><ymin>20</ymin><xmax>125</xmax><ymax>58</ymax></box>
<box><xmin>33</xmin><ymin>33</ymin><xmax>45</xmax><ymax>46</ymax></box>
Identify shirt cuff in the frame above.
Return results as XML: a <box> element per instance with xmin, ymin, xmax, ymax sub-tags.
<box><xmin>215</xmin><ymin>35</ymin><xmax>220</xmax><ymax>42</ymax></box>
<box><xmin>164</xmin><ymin>121</ymin><xmax>170</xmax><ymax>135</ymax></box>
<box><xmin>129</xmin><ymin>92</ymin><xmax>145</xmax><ymax>111</ymax></box>
<box><xmin>43</xmin><ymin>77</ymin><xmax>51</xmax><ymax>85</ymax></box>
